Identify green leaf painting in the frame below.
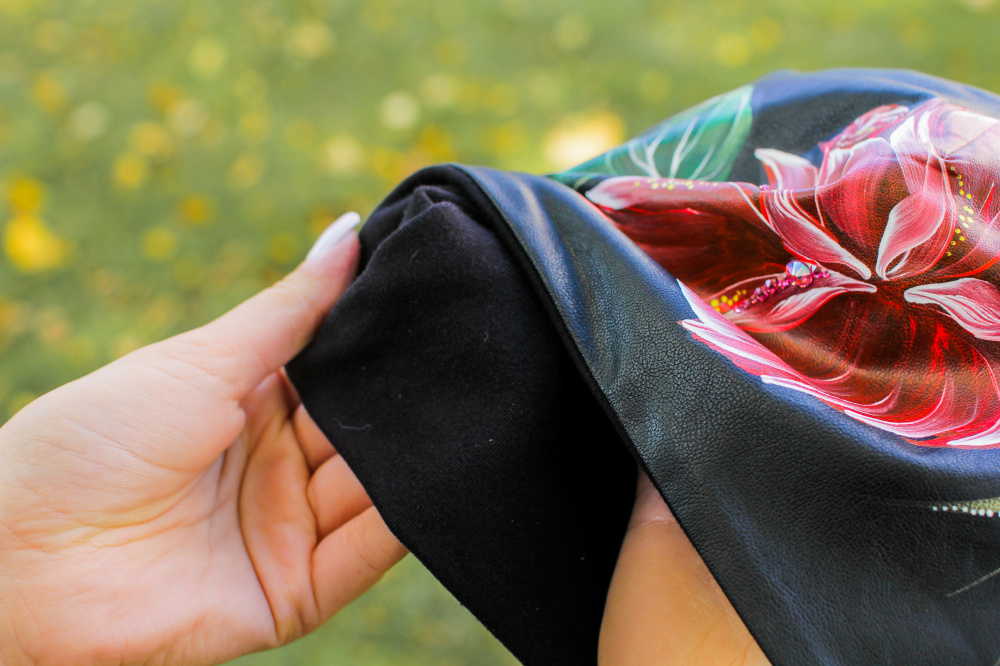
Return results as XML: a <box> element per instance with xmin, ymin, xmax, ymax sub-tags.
<box><xmin>555</xmin><ymin>84</ymin><xmax>753</xmax><ymax>186</ymax></box>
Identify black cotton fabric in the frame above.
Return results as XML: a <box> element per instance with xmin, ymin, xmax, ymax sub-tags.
<box><xmin>286</xmin><ymin>180</ymin><xmax>637</xmax><ymax>666</ymax></box>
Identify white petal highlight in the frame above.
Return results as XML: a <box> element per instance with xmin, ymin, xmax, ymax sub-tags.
<box><xmin>904</xmin><ymin>278</ymin><xmax>1000</xmax><ymax>341</ymax></box>
<box><xmin>755</xmin><ymin>148</ymin><xmax>818</xmax><ymax>190</ymax></box>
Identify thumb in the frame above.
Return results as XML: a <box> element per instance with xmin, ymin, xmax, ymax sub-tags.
<box><xmin>160</xmin><ymin>211</ymin><xmax>361</xmax><ymax>398</ymax></box>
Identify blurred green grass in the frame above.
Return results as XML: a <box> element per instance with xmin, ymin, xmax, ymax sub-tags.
<box><xmin>3</xmin><ymin>0</ymin><xmax>1000</xmax><ymax>663</ymax></box>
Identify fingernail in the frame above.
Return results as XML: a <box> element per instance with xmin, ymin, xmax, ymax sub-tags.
<box><xmin>305</xmin><ymin>211</ymin><xmax>361</xmax><ymax>266</ymax></box>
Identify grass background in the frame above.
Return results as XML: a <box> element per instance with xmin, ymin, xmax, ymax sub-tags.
<box><xmin>2</xmin><ymin>0</ymin><xmax>999</xmax><ymax>663</ymax></box>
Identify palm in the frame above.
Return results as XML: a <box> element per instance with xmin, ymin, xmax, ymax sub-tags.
<box><xmin>0</xmin><ymin>356</ymin><xmax>393</xmax><ymax>666</ymax></box>
<box><xmin>0</xmin><ymin>231</ymin><xmax>406</xmax><ymax>665</ymax></box>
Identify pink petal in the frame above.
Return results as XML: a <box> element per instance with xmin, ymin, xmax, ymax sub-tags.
<box><xmin>933</xmin><ymin>204</ymin><xmax>1000</xmax><ymax>279</ymax></box>
<box><xmin>876</xmin><ymin>115</ymin><xmax>954</xmax><ymax>279</ymax></box>
<box><xmin>815</xmin><ymin>137</ymin><xmax>901</xmax><ymax>250</ymax></box>
<box><xmin>904</xmin><ymin>278</ymin><xmax>1000</xmax><ymax>341</ymax></box>
<box><xmin>763</xmin><ymin>189</ymin><xmax>872</xmax><ymax>279</ymax></box>
<box><xmin>755</xmin><ymin>149</ymin><xmax>818</xmax><ymax>190</ymax></box>
<box><xmin>728</xmin><ymin>270</ymin><xmax>877</xmax><ymax>333</ymax></box>
<box><xmin>931</xmin><ymin>105</ymin><xmax>1000</xmax><ymax>157</ymax></box>
<box><xmin>677</xmin><ymin>282</ymin><xmax>805</xmax><ymax>383</ymax></box>
<box><xmin>816</xmin><ymin>137</ymin><xmax>893</xmax><ymax>187</ymax></box>
<box><xmin>949</xmin><ymin>412</ymin><xmax>1000</xmax><ymax>447</ymax></box>
<box><xmin>761</xmin><ymin>375</ymin><xmax>897</xmax><ymax>413</ymax></box>
<box><xmin>823</xmin><ymin>104</ymin><xmax>910</xmax><ymax>151</ymax></box>
<box><xmin>844</xmin><ymin>376</ymin><xmax>979</xmax><ymax>440</ymax></box>
<box><xmin>680</xmin><ymin>280</ymin><xmax>1000</xmax><ymax>447</ymax></box>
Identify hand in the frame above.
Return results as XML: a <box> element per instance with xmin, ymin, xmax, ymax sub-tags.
<box><xmin>599</xmin><ymin>468</ymin><xmax>770</xmax><ymax>665</ymax></box>
<box><xmin>0</xmin><ymin>213</ymin><xmax>407</xmax><ymax>666</ymax></box>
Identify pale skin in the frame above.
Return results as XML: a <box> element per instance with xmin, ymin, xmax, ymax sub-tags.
<box><xmin>0</xmin><ymin>214</ymin><xmax>768</xmax><ymax>665</ymax></box>
<box><xmin>600</xmin><ymin>470</ymin><xmax>771</xmax><ymax>665</ymax></box>
<box><xmin>0</xmin><ymin>223</ymin><xmax>407</xmax><ymax>665</ymax></box>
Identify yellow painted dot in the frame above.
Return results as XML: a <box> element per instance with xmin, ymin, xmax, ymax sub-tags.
<box><xmin>956</xmin><ymin>228</ymin><xmax>962</xmax><ymax>234</ymax></box>
<box><xmin>961</xmin><ymin>236</ymin><xmax>966</xmax><ymax>241</ymax></box>
<box><xmin>711</xmin><ymin>299</ymin><xmax>720</xmax><ymax>307</ymax></box>
<box><xmin>947</xmin><ymin>251</ymin><xmax>953</xmax><ymax>256</ymax></box>
<box><xmin>968</xmin><ymin>193</ymin><xmax>973</xmax><ymax>199</ymax></box>
<box><xmin>959</xmin><ymin>214</ymin><xmax>966</xmax><ymax>221</ymax></box>
<box><xmin>960</xmin><ymin>189</ymin><xmax>965</xmax><ymax>195</ymax></box>
<box><xmin>966</xmin><ymin>206</ymin><xmax>974</xmax><ymax>213</ymax></box>
<box><xmin>963</xmin><ymin>222</ymin><xmax>970</xmax><ymax>228</ymax></box>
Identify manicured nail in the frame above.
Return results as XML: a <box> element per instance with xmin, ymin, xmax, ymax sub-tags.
<box><xmin>305</xmin><ymin>211</ymin><xmax>360</xmax><ymax>266</ymax></box>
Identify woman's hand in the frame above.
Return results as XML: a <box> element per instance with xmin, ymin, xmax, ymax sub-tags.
<box><xmin>0</xmin><ymin>213</ymin><xmax>407</xmax><ymax>666</ymax></box>
<box><xmin>599</xmin><ymin>468</ymin><xmax>770</xmax><ymax>665</ymax></box>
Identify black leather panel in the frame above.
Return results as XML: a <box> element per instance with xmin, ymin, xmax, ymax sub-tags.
<box><xmin>459</xmin><ymin>164</ymin><xmax>1000</xmax><ymax>665</ymax></box>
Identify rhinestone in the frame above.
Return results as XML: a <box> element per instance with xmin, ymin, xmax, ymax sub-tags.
<box><xmin>785</xmin><ymin>260</ymin><xmax>814</xmax><ymax>288</ymax></box>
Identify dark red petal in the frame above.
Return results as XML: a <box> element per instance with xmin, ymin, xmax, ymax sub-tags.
<box><xmin>586</xmin><ymin>177</ymin><xmax>789</xmax><ymax>296</ymax></box>
<box><xmin>762</xmin><ymin>189</ymin><xmax>871</xmax><ymax>278</ymax></box>
<box><xmin>814</xmin><ymin>137</ymin><xmax>904</xmax><ymax>258</ymax></box>
<box><xmin>728</xmin><ymin>269</ymin><xmax>876</xmax><ymax>333</ymax></box>
<box><xmin>845</xmin><ymin>375</ymin><xmax>985</xmax><ymax>440</ymax></box>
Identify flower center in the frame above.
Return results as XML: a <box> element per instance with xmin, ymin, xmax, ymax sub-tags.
<box><xmin>732</xmin><ymin>261</ymin><xmax>830</xmax><ymax>314</ymax></box>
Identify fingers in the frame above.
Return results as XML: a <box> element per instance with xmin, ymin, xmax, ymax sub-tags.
<box><xmin>599</xmin><ymin>467</ymin><xmax>770</xmax><ymax>666</ymax></box>
<box><xmin>311</xmin><ymin>505</ymin><xmax>408</xmax><ymax>620</ymax></box>
<box><xmin>294</xmin><ymin>404</ymin><xmax>338</xmax><ymax>470</ymax></box>
<box><xmin>242</xmin><ymin>374</ymin><xmax>300</xmax><ymax>448</ymax></box>
<box><xmin>307</xmin><ymin>453</ymin><xmax>372</xmax><ymax>538</ymax></box>
<box><xmin>160</xmin><ymin>212</ymin><xmax>361</xmax><ymax>399</ymax></box>
<box><xmin>629</xmin><ymin>467</ymin><xmax>678</xmax><ymax>529</ymax></box>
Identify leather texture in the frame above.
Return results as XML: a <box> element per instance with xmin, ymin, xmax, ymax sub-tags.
<box><xmin>291</xmin><ymin>70</ymin><xmax>1000</xmax><ymax>665</ymax></box>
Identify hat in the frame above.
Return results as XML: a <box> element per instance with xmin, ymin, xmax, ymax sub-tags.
<box><xmin>288</xmin><ymin>69</ymin><xmax>1000</xmax><ymax>665</ymax></box>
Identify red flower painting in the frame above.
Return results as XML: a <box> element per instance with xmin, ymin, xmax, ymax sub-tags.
<box><xmin>586</xmin><ymin>99</ymin><xmax>1000</xmax><ymax>447</ymax></box>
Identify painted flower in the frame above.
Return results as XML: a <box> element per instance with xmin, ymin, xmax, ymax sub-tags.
<box><xmin>585</xmin><ymin>98</ymin><xmax>1000</xmax><ymax>447</ymax></box>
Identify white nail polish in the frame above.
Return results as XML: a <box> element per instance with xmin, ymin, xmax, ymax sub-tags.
<box><xmin>305</xmin><ymin>211</ymin><xmax>360</xmax><ymax>265</ymax></box>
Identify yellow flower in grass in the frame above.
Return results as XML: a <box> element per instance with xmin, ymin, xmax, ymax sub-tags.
<box><xmin>140</xmin><ymin>226</ymin><xmax>177</xmax><ymax>262</ymax></box>
<box><xmin>177</xmin><ymin>195</ymin><xmax>215</xmax><ymax>226</ymax></box>
<box><xmin>6</xmin><ymin>177</ymin><xmax>44</xmax><ymax>213</ymax></box>
<box><xmin>228</xmin><ymin>152</ymin><xmax>265</xmax><ymax>189</ymax></box>
<box><xmin>4</xmin><ymin>214</ymin><xmax>71</xmax><ymax>272</ymax></box>
<box><xmin>129</xmin><ymin>122</ymin><xmax>174</xmax><ymax>158</ymax></box>
<box><xmin>32</xmin><ymin>73</ymin><xmax>67</xmax><ymax>114</ymax></box>
<box><xmin>113</xmin><ymin>153</ymin><xmax>150</xmax><ymax>189</ymax></box>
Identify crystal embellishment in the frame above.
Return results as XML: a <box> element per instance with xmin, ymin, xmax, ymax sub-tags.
<box><xmin>731</xmin><ymin>261</ymin><xmax>830</xmax><ymax>313</ymax></box>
